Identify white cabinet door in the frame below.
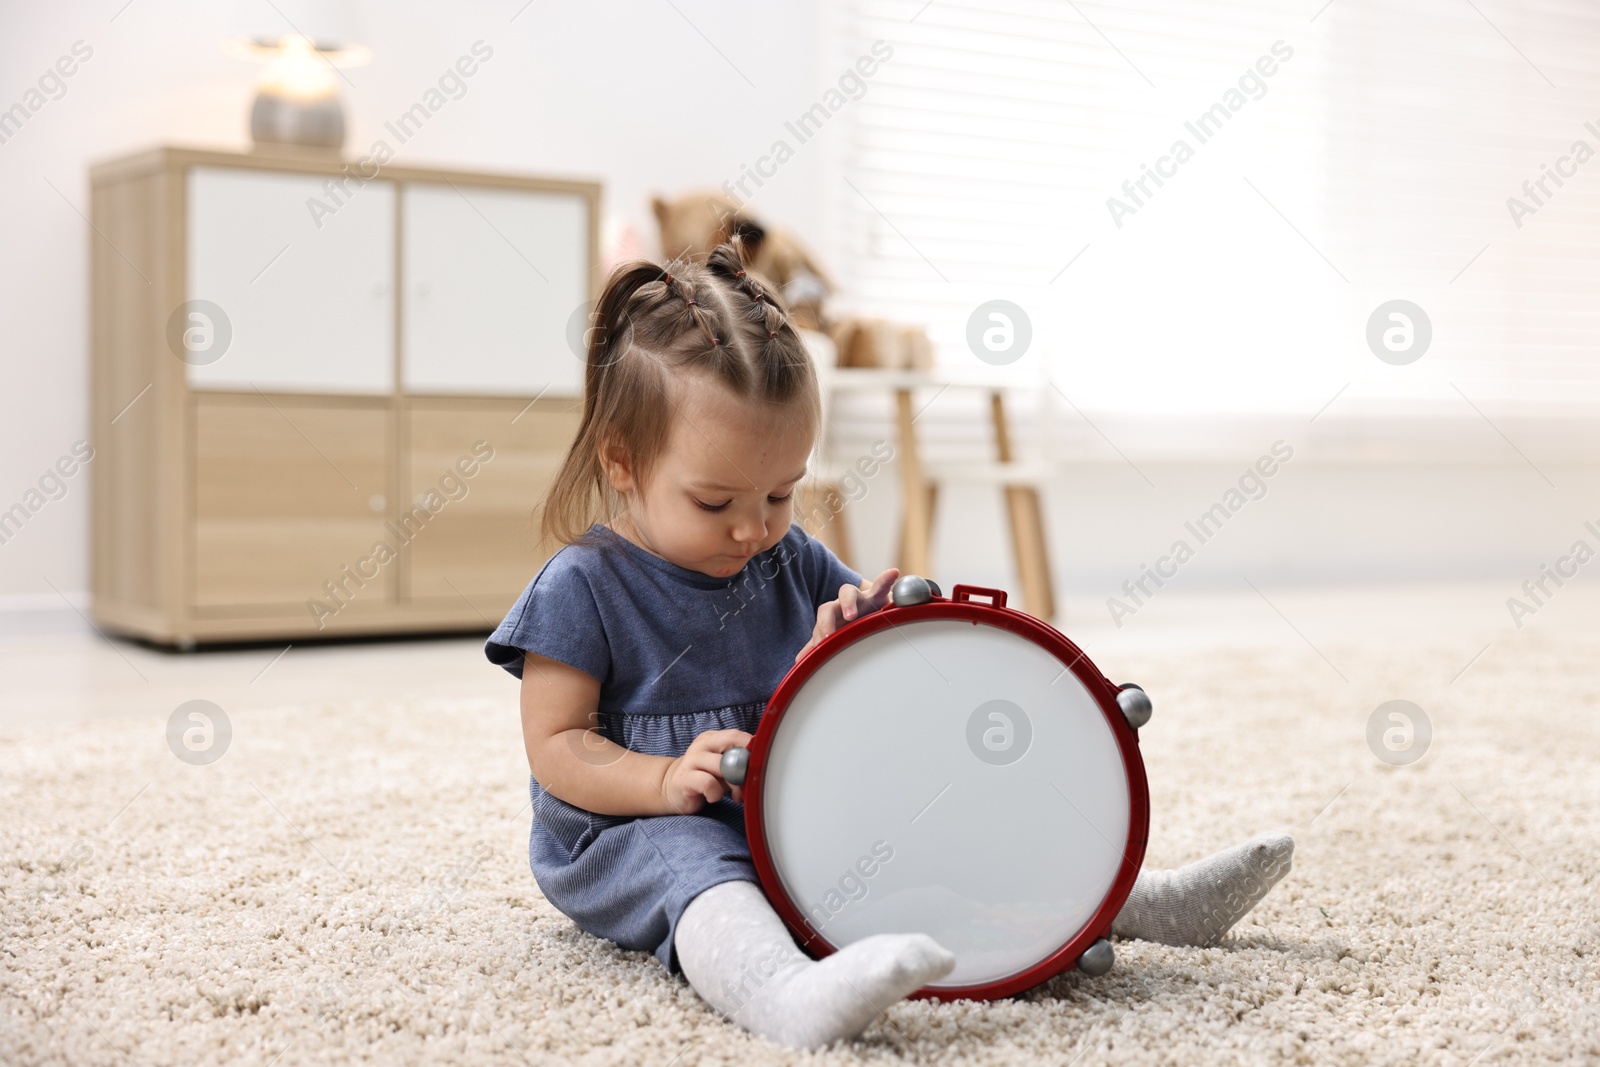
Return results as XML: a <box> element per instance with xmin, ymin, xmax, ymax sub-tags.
<box><xmin>186</xmin><ymin>166</ymin><xmax>394</xmax><ymax>394</ymax></box>
<box><xmin>402</xmin><ymin>183</ymin><xmax>587</xmax><ymax>397</ymax></box>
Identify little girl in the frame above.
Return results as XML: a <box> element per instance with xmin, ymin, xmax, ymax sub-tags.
<box><xmin>485</xmin><ymin>242</ymin><xmax>1295</xmax><ymax>1050</ymax></box>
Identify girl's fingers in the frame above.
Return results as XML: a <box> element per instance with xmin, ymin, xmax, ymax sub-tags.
<box><xmin>683</xmin><ymin>751</ymin><xmax>724</xmax><ymax>785</ymax></box>
<box><xmin>695</xmin><ymin>771</ymin><xmax>725</xmax><ymax>805</ymax></box>
<box><xmin>675</xmin><ymin>731</ymin><xmax>754</xmax><ymax>802</ymax></box>
<box><xmin>800</xmin><ymin>571</ymin><xmax>907</xmax><ymax>660</ymax></box>
<box><xmin>682</xmin><ymin>732</ymin><xmax>755</xmax><ymax>788</ymax></box>
<box><xmin>796</xmin><ymin>628</ymin><xmax>825</xmax><ymax>661</ymax></box>
<box><xmin>697</xmin><ymin>728</ymin><xmax>753</xmax><ymax>752</ymax></box>
<box><xmin>672</xmin><ymin>770</ymin><xmax>721</xmax><ymax>810</ymax></box>
<box><xmin>843</xmin><ymin>570</ymin><xmax>898</xmax><ymax>620</ymax></box>
<box><xmin>666</xmin><ymin>789</ymin><xmax>703</xmax><ymax>815</ymax></box>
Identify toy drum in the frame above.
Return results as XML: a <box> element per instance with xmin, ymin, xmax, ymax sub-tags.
<box><xmin>721</xmin><ymin>576</ymin><xmax>1152</xmax><ymax>1001</ymax></box>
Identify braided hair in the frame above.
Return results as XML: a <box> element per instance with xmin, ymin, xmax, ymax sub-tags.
<box><xmin>538</xmin><ymin>238</ymin><xmax>822</xmax><ymax>551</ymax></box>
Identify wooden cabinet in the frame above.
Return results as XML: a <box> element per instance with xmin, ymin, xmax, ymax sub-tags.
<box><xmin>401</xmin><ymin>183</ymin><xmax>588</xmax><ymax>396</ymax></box>
<box><xmin>89</xmin><ymin>146</ymin><xmax>599</xmax><ymax>647</ymax></box>
<box><xmin>402</xmin><ymin>399</ymin><xmax>582</xmax><ymax>607</ymax></box>
<box><xmin>192</xmin><ymin>395</ymin><xmax>393</xmax><ymax>611</ymax></box>
<box><xmin>186</xmin><ymin>167</ymin><xmax>396</xmax><ymax>394</ymax></box>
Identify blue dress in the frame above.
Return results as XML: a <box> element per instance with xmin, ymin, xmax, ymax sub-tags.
<box><xmin>485</xmin><ymin>521</ymin><xmax>864</xmax><ymax>971</ymax></box>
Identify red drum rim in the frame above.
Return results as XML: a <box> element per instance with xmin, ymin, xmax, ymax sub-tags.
<box><xmin>743</xmin><ymin>584</ymin><xmax>1150</xmax><ymax>1002</ymax></box>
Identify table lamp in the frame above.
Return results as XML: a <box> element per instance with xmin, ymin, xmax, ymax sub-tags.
<box><xmin>225</xmin><ymin>0</ymin><xmax>371</xmax><ymax>152</ymax></box>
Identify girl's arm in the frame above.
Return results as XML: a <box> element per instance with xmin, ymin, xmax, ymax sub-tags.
<box><xmin>519</xmin><ymin>650</ymin><xmax>749</xmax><ymax>817</ymax></box>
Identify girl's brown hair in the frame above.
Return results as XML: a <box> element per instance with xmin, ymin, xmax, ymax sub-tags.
<box><xmin>538</xmin><ymin>240</ymin><xmax>822</xmax><ymax>551</ymax></box>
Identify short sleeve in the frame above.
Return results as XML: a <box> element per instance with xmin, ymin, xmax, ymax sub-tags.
<box><xmin>484</xmin><ymin>558</ymin><xmax>612</xmax><ymax>683</ymax></box>
<box><xmin>796</xmin><ymin>525</ymin><xmax>866</xmax><ymax>609</ymax></box>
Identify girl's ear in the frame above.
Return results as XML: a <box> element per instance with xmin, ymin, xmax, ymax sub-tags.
<box><xmin>597</xmin><ymin>436</ymin><xmax>635</xmax><ymax>493</ymax></box>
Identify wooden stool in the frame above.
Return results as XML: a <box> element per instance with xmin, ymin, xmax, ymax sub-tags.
<box><xmin>802</xmin><ymin>364</ymin><xmax>1057</xmax><ymax>624</ymax></box>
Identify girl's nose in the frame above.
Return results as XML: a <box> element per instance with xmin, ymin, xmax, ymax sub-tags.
<box><xmin>732</xmin><ymin>514</ymin><xmax>767</xmax><ymax>545</ymax></box>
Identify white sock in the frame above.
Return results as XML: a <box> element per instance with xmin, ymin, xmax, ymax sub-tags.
<box><xmin>1111</xmin><ymin>831</ymin><xmax>1295</xmax><ymax>947</ymax></box>
<box><xmin>674</xmin><ymin>880</ymin><xmax>956</xmax><ymax>1050</ymax></box>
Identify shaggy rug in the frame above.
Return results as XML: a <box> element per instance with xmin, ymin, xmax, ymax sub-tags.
<box><xmin>2</xmin><ymin>611</ymin><xmax>1597</xmax><ymax>1065</ymax></box>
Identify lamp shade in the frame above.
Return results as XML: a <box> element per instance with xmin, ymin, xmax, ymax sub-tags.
<box><xmin>236</xmin><ymin>0</ymin><xmax>361</xmax><ymax>51</ymax></box>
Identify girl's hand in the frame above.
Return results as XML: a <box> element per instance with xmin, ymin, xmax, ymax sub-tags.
<box><xmin>795</xmin><ymin>568</ymin><xmax>899</xmax><ymax>663</ymax></box>
<box><xmin>658</xmin><ymin>728</ymin><xmax>753</xmax><ymax>815</ymax></box>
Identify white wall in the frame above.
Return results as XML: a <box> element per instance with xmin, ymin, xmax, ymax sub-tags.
<box><xmin>0</xmin><ymin>0</ymin><xmax>837</xmax><ymax>603</ymax></box>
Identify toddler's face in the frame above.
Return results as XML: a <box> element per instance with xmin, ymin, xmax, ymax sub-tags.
<box><xmin>603</xmin><ymin>381</ymin><xmax>816</xmax><ymax>579</ymax></box>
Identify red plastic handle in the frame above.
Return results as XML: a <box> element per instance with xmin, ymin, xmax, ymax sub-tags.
<box><xmin>950</xmin><ymin>584</ymin><xmax>1008</xmax><ymax>609</ymax></box>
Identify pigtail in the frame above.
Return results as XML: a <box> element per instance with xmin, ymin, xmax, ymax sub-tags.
<box><xmin>662</xmin><ymin>271</ymin><xmax>728</xmax><ymax>357</ymax></box>
<box><xmin>707</xmin><ymin>240</ymin><xmax>802</xmax><ymax>400</ymax></box>
<box><xmin>587</xmin><ymin>261</ymin><xmax>670</xmax><ymax>374</ymax></box>
<box><xmin>541</xmin><ymin>260</ymin><xmax>675</xmax><ymax>552</ymax></box>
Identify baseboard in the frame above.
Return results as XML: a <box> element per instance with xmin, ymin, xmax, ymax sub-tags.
<box><xmin>0</xmin><ymin>592</ymin><xmax>93</xmax><ymax>639</ymax></box>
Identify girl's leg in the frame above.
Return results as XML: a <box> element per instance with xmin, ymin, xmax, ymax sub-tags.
<box><xmin>1111</xmin><ymin>831</ymin><xmax>1295</xmax><ymax>946</ymax></box>
<box><xmin>674</xmin><ymin>880</ymin><xmax>955</xmax><ymax>1050</ymax></box>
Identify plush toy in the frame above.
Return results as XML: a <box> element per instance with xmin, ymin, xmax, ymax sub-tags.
<box><xmin>651</xmin><ymin>192</ymin><xmax>833</xmax><ymax>332</ymax></box>
<box><xmin>650</xmin><ymin>190</ymin><xmax>931</xmax><ymax>368</ymax></box>
<box><xmin>830</xmin><ymin>317</ymin><xmax>934</xmax><ymax>372</ymax></box>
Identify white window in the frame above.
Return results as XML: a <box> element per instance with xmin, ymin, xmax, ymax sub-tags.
<box><xmin>830</xmin><ymin>0</ymin><xmax>1600</xmax><ymax>419</ymax></box>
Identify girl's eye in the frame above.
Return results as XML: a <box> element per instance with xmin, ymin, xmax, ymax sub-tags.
<box><xmin>695</xmin><ymin>494</ymin><xmax>793</xmax><ymax>513</ymax></box>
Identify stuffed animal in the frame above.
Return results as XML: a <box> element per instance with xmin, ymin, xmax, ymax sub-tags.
<box><xmin>831</xmin><ymin>317</ymin><xmax>934</xmax><ymax>372</ymax></box>
<box><xmin>651</xmin><ymin>192</ymin><xmax>833</xmax><ymax>332</ymax></box>
<box><xmin>649</xmin><ymin>191</ymin><xmax>932</xmax><ymax>370</ymax></box>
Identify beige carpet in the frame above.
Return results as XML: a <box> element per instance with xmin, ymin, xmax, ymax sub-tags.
<box><xmin>3</xmin><ymin>619</ymin><xmax>1597</xmax><ymax>1065</ymax></box>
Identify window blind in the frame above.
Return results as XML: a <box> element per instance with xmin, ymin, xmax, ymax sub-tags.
<box><xmin>827</xmin><ymin>0</ymin><xmax>1600</xmax><ymax>417</ymax></box>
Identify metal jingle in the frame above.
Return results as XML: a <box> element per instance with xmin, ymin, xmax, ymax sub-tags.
<box><xmin>891</xmin><ymin>575</ymin><xmax>935</xmax><ymax>607</ymax></box>
<box><xmin>1077</xmin><ymin>937</ymin><xmax>1115</xmax><ymax>976</ymax></box>
<box><xmin>720</xmin><ymin>746</ymin><xmax>749</xmax><ymax>787</ymax></box>
<box><xmin>1116</xmin><ymin>683</ymin><xmax>1152</xmax><ymax>729</ymax></box>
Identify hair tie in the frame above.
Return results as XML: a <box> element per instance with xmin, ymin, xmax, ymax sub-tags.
<box><xmin>735</xmin><ymin>270</ymin><xmax>746</xmax><ymax>278</ymax></box>
<box><xmin>712</xmin><ymin>337</ymin><xmax>722</xmax><ymax>346</ymax></box>
<box><xmin>685</xmin><ymin>299</ymin><xmax>698</xmax><ymax>306</ymax></box>
<box><xmin>768</xmin><ymin>331</ymin><xmax>777</xmax><ymax>339</ymax></box>
<box><xmin>664</xmin><ymin>272</ymin><xmax>674</xmax><ymax>285</ymax></box>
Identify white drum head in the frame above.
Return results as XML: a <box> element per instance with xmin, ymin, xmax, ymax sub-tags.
<box><xmin>759</xmin><ymin>618</ymin><xmax>1133</xmax><ymax>990</ymax></box>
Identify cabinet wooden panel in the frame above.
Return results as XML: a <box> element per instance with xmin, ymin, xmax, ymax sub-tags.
<box><xmin>187</xmin><ymin>167</ymin><xmax>395</xmax><ymax>394</ymax></box>
<box><xmin>404</xmin><ymin>398</ymin><xmax>581</xmax><ymax>610</ymax></box>
<box><xmin>193</xmin><ymin>395</ymin><xmax>393</xmax><ymax>612</ymax></box>
<box><xmin>90</xmin><ymin>168</ymin><xmax>170</xmax><ymax>613</ymax></box>
<box><xmin>401</xmin><ymin>183</ymin><xmax>588</xmax><ymax>397</ymax></box>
